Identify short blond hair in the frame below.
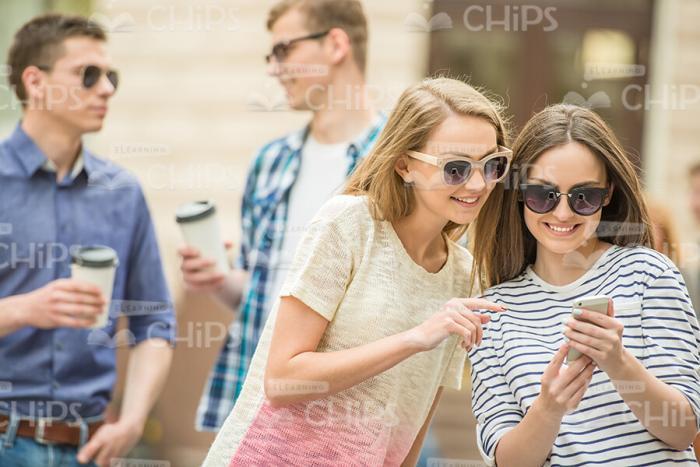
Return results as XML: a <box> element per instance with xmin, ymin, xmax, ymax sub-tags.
<box><xmin>267</xmin><ymin>0</ymin><xmax>368</xmax><ymax>73</ymax></box>
<box><xmin>344</xmin><ymin>77</ymin><xmax>510</xmax><ymax>240</ymax></box>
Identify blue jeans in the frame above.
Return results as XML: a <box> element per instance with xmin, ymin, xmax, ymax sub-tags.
<box><xmin>0</xmin><ymin>417</ymin><xmax>97</xmax><ymax>467</ymax></box>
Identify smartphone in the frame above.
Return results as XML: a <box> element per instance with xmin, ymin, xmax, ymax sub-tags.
<box><xmin>566</xmin><ymin>295</ymin><xmax>611</xmax><ymax>363</ymax></box>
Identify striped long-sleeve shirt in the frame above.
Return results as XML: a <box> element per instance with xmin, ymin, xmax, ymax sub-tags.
<box><xmin>469</xmin><ymin>245</ymin><xmax>700</xmax><ymax>466</ymax></box>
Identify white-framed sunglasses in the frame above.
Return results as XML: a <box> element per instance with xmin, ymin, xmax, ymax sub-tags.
<box><xmin>406</xmin><ymin>146</ymin><xmax>513</xmax><ymax>185</ymax></box>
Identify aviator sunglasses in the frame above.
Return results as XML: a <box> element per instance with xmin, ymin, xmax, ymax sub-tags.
<box><xmin>37</xmin><ymin>64</ymin><xmax>119</xmax><ymax>91</ymax></box>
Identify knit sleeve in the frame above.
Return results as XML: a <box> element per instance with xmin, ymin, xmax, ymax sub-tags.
<box><xmin>439</xmin><ymin>338</ymin><xmax>467</xmax><ymax>390</ymax></box>
<box><xmin>279</xmin><ymin>196</ymin><xmax>365</xmax><ymax>321</ymax></box>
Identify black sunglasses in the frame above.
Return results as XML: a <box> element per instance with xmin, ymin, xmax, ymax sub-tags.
<box><xmin>265</xmin><ymin>30</ymin><xmax>330</xmax><ymax>64</ymax></box>
<box><xmin>38</xmin><ymin>64</ymin><xmax>119</xmax><ymax>91</ymax></box>
<box><xmin>519</xmin><ymin>184</ymin><xmax>609</xmax><ymax>216</ymax></box>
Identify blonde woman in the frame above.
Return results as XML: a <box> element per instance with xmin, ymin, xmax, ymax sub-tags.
<box><xmin>203</xmin><ymin>78</ymin><xmax>512</xmax><ymax>466</ymax></box>
<box><xmin>470</xmin><ymin>104</ymin><xmax>700</xmax><ymax>466</ymax></box>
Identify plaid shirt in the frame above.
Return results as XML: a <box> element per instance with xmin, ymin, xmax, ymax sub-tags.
<box><xmin>196</xmin><ymin>115</ymin><xmax>386</xmax><ymax>431</ymax></box>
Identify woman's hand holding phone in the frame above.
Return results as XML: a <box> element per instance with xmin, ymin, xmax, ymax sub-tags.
<box><xmin>564</xmin><ymin>298</ymin><xmax>627</xmax><ymax>375</ymax></box>
<box><xmin>534</xmin><ymin>344</ymin><xmax>596</xmax><ymax>420</ymax></box>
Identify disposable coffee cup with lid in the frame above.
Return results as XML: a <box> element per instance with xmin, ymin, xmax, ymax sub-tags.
<box><xmin>176</xmin><ymin>200</ymin><xmax>230</xmax><ymax>274</ymax></box>
<box><xmin>71</xmin><ymin>245</ymin><xmax>119</xmax><ymax>329</ymax></box>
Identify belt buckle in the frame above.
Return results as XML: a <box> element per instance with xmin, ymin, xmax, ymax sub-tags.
<box><xmin>34</xmin><ymin>418</ymin><xmax>49</xmax><ymax>444</ymax></box>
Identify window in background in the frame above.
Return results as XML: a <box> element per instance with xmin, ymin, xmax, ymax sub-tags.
<box><xmin>429</xmin><ymin>0</ymin><xmax>653</xmax><ymax>165</ymax></box>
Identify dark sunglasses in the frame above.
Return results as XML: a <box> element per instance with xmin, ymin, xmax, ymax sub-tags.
<box><xmin>265</xmin><ymin>30</ymin><xmax>330</xmax><ymax>64</ymax></box>
<box><xmin>406</xmin><ymin>146</ymin><xmax>513</xmax><ymax>185</ymax></box>
<box><xmin>38</xmin><ymin>64</ymin><xmax>119</xmax><ymax>91</ymax></box>
<box><xmin>519</xmin><ymin>184</ymin><xmax>609</xmax><ymax>216</ymax></box>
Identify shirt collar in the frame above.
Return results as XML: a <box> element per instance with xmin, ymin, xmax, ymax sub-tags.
<box><xmin>41</xmin><ymin>152</ymin><xmax>85</xmax><ymax>180</ymax></box>
<box><xmin>349</xmin><ymin>112</ymin><xmax>387</xmax><ymax>153</ymax></box>
<box><xmin>6</xmin><ymin>122</ymin><xmax>95</xmax><ymax>180</ymax></box>
<box><xmin>283</xmin><ymin>112</ymin><xmax>387</xmax><ymax>154</ymax></box>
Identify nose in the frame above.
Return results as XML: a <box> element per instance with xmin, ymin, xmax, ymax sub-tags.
<box><xmin>552</xmin><ymin>194</ymin><xmax>575</xmax><ymax>221</ymax></box>
<box><xmin>95</xmin><ymin>73</ymin><xmax>115</xmax><ymax>97</ymax></box>
<box><xmin>462</xmin><ymin>167</ymin><xmax>487</xmax><ymax>193</ymax></box>
<box><xmin>266</xmin><ymin>58</ymin><xmax>281</xmax><ymax>77</ymax></box>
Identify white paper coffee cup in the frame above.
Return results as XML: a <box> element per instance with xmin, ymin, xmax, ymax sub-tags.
<box><xmin>176</xmin><ymin>201</ymin><xmax>229</xmax><ymax>274</ymax></box>
<box><xmin>70</xmin><ymin>245</ymin><xmax>119</xmax><ymax>329</ymax></box>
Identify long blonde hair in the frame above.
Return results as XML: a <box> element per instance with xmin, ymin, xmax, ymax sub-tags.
<box><xmin>344</xmin><ymin>77</ymin><xmax>509</xmax><ymax>240</ymax></box>
<box><xmin>472</xmin><ymin>104</ymin><xmax>654</xmax><ymax>291</ymax></box>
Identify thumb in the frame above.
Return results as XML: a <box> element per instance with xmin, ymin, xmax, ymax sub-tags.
<box><xmin>607</xmin><ymin>298</ymin><xmax>615</xmax><ymax>318</ymax></box>
<box><xmin>544</xmin><ymin>344</ymin><xmax>568</xmax><ymax>377</ymax></box>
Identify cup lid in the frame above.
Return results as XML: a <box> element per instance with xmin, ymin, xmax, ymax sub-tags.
<box><xmin>175</xmin><ymin>201</ymin><xmax>216</xmax><ymax>223</ymax></box>
<box><xmin>71</xmin><ymin>245</ymin><xmax>119</xmax><ymax>268</ymax></box>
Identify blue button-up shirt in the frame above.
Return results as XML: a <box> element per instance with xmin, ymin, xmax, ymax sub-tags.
<box><xmin>0</xmin><ymin>124</ymin><xmax>176</xmax><ymax>420</ymax></box>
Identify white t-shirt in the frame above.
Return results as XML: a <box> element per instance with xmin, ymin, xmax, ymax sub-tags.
<box><xmin>470</xmin><ymin>245</ymin><xmax>700</xmax><ymax>466</ymax></box>
<box><xmin>269</xmin><ymin>136</ymin><xmax>349</xmax><ymax>301</ymax></box>
<box><xmin>204</xmin><ymin>195</ymin><xmax>474</xmax><ymax>466</ymax></box>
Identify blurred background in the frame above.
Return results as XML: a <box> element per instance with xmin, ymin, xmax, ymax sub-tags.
<box><xmin>1</xmin><ymin>0</ymin><xmax>698</xmax><ymax>465</ymax></box>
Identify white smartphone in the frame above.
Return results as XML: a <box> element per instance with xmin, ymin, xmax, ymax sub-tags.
<box><xmin>566</xmin><ymin>295</ymin><xmax>611</xmax><ymax>363</ymax></box>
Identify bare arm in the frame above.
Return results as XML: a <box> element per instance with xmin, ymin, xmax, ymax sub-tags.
<box><xmin>119</xmin><ymin>339</ymin><xmax>174</xmax><ymax>430</ymax></box>
<box><xmin>264</xmin><ymin>296</ymin><xmax>500</xmax><ymax>407</ymax></box>
<box><xmin>264</xmin><ymin>296</ymin><xmax>423</xmax><ymax>407</ymax></box>
<box><xmin>401</xmin><ymin>387</ymin><xmax>443</xmax><ymax>467</ymax></box>
<box><xmin>0</xmin><ymin>279</ymin><xmax>104</xmax><ymax>337</ymax></box>
<box><xmin>211</xmin><ymin>268</ymin><xmax>249</xmax><ymax>310</ymax></box>
<box><xmin>178</xmin><ymin>244</ymin><xmax>249</xmax><ymax>311</ymax></box>
<box><xmin>77</xmin><ymin>339</ymin><xmax>174</xmax><ymax>466</ymax></box>
<box><xmin>0</xmin><ymin>295</ymin><xmax>26</xmax><ymax>337</ymax></box>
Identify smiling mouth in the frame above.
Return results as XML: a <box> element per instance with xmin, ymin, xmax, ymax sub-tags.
<box><xmin>451</xmin><ymin>195</ymin><xmax>480</xmax><ymax>207</ymax></box>
<box><xmin>544</xmin><ymin>222</ymin><xmax>581</xmax><ymax>236</ymax></box>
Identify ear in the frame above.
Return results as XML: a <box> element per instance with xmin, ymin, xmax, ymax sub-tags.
<box><xmin>604</xmin><ymin>183</ymin><xmax>615</xmax><ymax>206</ymax></box>
<box><xmin>325</xmin><ymin>27</ymin><xmax>351</xmax><ymax>67</ymax></box>
<box><xmin>394</xmin><ymin>155</ymin><xmax>413</xmax><ymax>184</ymax></box>
<box><xmin>21</xmin><ymin>65</ymin><xmax>46</xmax><ymax>105</ymax></box>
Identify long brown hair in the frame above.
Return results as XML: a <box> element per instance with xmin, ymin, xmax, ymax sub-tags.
<box><xmin>344</xmin><ymin>77</ymin><xmax>509</xmax><ymax>240</ymax></box>
<box><xmin>472</xmin><ymin>104</ymin><xmax>654</xmax><ymax>291</ymax></box>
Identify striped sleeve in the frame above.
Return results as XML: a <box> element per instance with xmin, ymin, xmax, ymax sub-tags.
<box><xmin>641</xmin><ymin>266</ymin><xmax>700</xmax><ymax>430</ymax></box>
<box><xmin>469</xmin><ymin>328</ymin><xmax>524</xmax><ymax>466</ymax></box>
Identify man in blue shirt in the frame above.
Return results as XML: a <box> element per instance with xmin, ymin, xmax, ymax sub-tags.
<box><xmin>0</xmin><ymin>14</ymin><xmax>175</xmax><ymax>467</ymax></box>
